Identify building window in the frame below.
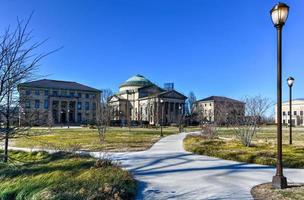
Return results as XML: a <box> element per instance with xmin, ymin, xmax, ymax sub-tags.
<box><xmin>44</xmin><ymin>100</ymin><xmax>49</xmax><ymax>109</ymax></box>
<box><xmin>35</xmin><ymin>100</ymin><xmax>40</xmax><ymax>109</ymax></box>
<box><xmin>301</xmin><ymin>111</ymin><xmax>303</xmax><ymax>116</ymax></box>
<box><xmin>53</xmin><ymin>91</ymin><xmax>58</xmax><ymax>96</ymax></box>
<box><xmin>78</xmin><ymin>93</ymin><xmax>82</xmax><ymax>98</ymax></box>
<box><xmin>294</xmin><ymin>111</ymin><xmax>297</xmax><ymax>115</ymax></box>
<box><xmin>85</xmin><ymin>102</ymin><xmax>89</xmax><ymax>110</ymax></box>
<box><xmin>25</xmin><ymin>100</ymin><xmax>31</xmax><ymax>108</ymax></box>
<box><xmin>44</xmin><ymin>90</ymin><xmax>49</xmax><ymax>96</ymax></box>
<box><xmin>35</xmin><ymin>90</ymin><xmax>40</xmax><ymax>95</ymax></box>
<box><xmin>85</xmin><ymin>93</ymin><xmax>89</xmax><ymax>98</ymax></box>
<box><xmin>70</xmin><ymin>92</ymin><xmax>75</xmax><ymax>97</ymax></box>
<box><xmin>288</xmin><ymin>111</ymin><xmax>290</xmax><ymax>115</ymax></box>
<box><xmin>283</xmin><ymin>120</ymin><xmax>286</xmax><ymax>124</ymax></box>
<box><xmin>283</xmin><ymin>111</ymin><xmax>286</xmax><ymax>116</ymax></box>
<box><xmin>77</xmin><ymin>102</ymin><xmax>82</xmax><ymax>110</ymax></box>
<box><xmin>26</xmin><ymin>90</ymin><xmax>31</xmax><ymax>95</ymax></box>
<box><xmin>92</xmin><ymin>102</ymin><xmax>96</xmax><ymax>110</ymax></box>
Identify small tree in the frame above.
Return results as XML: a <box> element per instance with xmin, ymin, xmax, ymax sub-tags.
<box><xmin>0</xmin><ymin>16</ymin><xmax>53</xmax><ymax>162</ymax></box>
<box><xmin>231</xmin><ymin>95</ymin><xmax>271</xmax><ymax>147</ymax></box>
<box><xmin>96</xmin><ymin>89</ymin><xmax>113</xmax><ymax>142</ymax></box>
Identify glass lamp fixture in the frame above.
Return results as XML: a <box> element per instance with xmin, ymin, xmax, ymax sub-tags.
<box><xmin>287</xmin><ymin>77</ymin><xmax>294</xmax><ymax>87</ymax></box>
<box><xmin>270</xmin><ymin>2</ymin><xmax>289</xmax><ymax>27</ymax></box>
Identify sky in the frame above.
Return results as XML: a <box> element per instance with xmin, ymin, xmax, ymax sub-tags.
<box><xmin>0</xmin><ymin>0</ymin><xmax>304</xmax><ymax>110</ymax></box>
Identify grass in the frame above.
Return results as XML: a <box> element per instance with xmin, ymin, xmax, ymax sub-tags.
<box><xmin>12</xmin><ymin>127</ymin><xmax>180</xmax><ymax>152</ymax></box>
<box><xmin>0</xmin><ymin>150</ymin><xmax>136</xmax><ymax>200</ymax></box>
<box><xmin>251</xmin><ymin>183</ymin><xmax>304</xmax><ymax>200</ymax></box>
<box><xmin>215</xmin><ymin>126</ymin><xmax>304</xmax><ymax>146</ymax></box>
<box><xmin>184</xmin><ymin>134</ymin><xmax>304</xmax><ymax>168</ymax></box>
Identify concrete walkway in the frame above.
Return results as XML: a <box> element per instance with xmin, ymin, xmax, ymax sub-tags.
<box><xmin>90</xmin><ymin>132</ymin><xmax>304</xmax><ymax>200</ymax></box>
<box><xmin>6</xmin><ymin>132</ymin><xmax>304</xmax><ymax>199</ymax></box>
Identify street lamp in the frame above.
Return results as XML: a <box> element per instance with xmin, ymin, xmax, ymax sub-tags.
<box><xmin>287</xmin><ymin>76</ymin><xmax>294</xmax><ymax>145</ymax></box>
<box><xmin>67</xmin><ymin>109</ymin><xmax>70</xmax><ymax>129</ymax></box>
<box><xmin>160</xmin><ymin>99</ymin><xmax>164</xmax><ymax>137</ymax></box>
<box><xmin>179</xmin><ymin>105</ymin><xmax>183</xmax><ymax>133</ymax></box>
<box><xmin>270</xmin><ymin>2</ymin><xmax>289</xmax><ymax>189</ymax></box>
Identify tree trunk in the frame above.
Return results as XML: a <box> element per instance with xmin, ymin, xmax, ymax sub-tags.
<box><xmin>4</xmin><ymin>92</ymin><xmax>10</xmax><ymax>163</ymax></box>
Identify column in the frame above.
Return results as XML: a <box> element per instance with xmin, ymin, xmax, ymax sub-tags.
<box><xmin>58</xmin><ymin>101</ymin><xmax>61</xmax><ymax>123</ymax></box>
<box><xmin>48</xmin><ymin>99</ymin><xmax>53</xmax><ymax>125</ymax></box>
<box><xmin>74</xmin><ymin>101</ymin><xmax>77</xmax><ymax>123</ymax></box>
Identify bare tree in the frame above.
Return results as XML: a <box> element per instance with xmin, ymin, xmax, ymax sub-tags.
<box><xmin>0</xmin><ymin>16</ymin><xmax>54</xmax><ymax>162</ymax></box>
<box><xmin>187</xmin><ymin>91</ymin><xmax>196</xmax><ymax>115</ymax></box>
<box><xmin>231</xmin><ymin>95</ymin><xmax>271</xmax><ymax>147</ymax></box>
<box><xmin>96</xmin><ymin>89</ymin><xmax>113</xmax><ymax>142</ymax></box>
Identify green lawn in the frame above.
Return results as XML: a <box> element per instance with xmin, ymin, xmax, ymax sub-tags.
<box><xmin>12</xmin><ymin>127</ymin><xmax>180</xmax><ymax>152</ymax></box>
<box><xmin>0</xmin><ymin>150</ymin><xmax>136</xmax><ymax>200</ymax></box>
<box><xmin>184</xmin><ymin>133</ymin><xmax>304</xmax><ymax>168</ymax></box>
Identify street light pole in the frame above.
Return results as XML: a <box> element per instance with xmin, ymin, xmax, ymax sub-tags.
<box><xmin>160</xmin><ymin>99</ymin><xmax>164</xmax><ymax>137</ymax></box>
<box><xmin>270</xmin><ymin>2</ymin><xmax>289</xmax><ymax>189</ymax></box>
<box><xmin>287</xmin><ymin>77</ymin><xmax>294</xmax><ymax>145</ymax></box>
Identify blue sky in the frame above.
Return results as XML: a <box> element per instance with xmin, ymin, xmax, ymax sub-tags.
<box><xmin>0</xmin><ymin>0</ymin><xmax>304</xmax><ymax>106</ymax></box>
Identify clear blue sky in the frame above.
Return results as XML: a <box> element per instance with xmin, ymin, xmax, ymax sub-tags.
<box><xmin>0</xmin><ymin>0</ymin><xmax>304</xmax><ymax>106</ymax></box>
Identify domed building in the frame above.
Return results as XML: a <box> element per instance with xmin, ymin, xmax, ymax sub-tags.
<box><xmin>108</xmin><ymin>74</ymin><xmax>187</xmax><ymax>126</ymax></box>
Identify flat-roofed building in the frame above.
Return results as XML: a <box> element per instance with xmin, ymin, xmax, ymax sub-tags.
<box><xmin>194</xmin><ymin>96</ymin><xmax>245</xmax><ymax>124</ymax></box>
<box><xmin>275</xmin><ymin>98</ymin><xmax>304</xmax><ymax>126</ymax></box>
<box><xmin>18</xmin><ymin>79</ymin><xmax>101</xmax><ymax>125</ymax></box>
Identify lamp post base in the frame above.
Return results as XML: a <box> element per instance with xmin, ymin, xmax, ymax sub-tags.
<box><xmin>272</xmin><ymin>175</ymin><xmax>288</xmax><ymax>189</ymax></box>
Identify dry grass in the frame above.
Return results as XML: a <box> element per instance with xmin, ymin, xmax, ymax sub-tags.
<box><xmin>251</xmin><ymin>183</ymin><xmax>304</xmax><ymax>200</ymax></box>
<box><xmin>12</xmin><ymin>127</ymin><xmax>179</xmax><ymax>152</ymax></box>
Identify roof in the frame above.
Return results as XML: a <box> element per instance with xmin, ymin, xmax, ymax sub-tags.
<box><xmin>196</xmin><ymin>96</ymin><xmax>244</xmax><ymax>104</ymax></box>
<box><xmin>18</xmin><ymin>79</ymin><xmax>101</xmax><ymax>93</ymax></box>
<box><xmin>119</xmin><ymin>74</ymin><xmax>154</xmax><ymax>88</ymax></box>
<box><xmin>283</xmin><ymin>98</ymin><xmax>304</xmax><ymax>103</ymax></box>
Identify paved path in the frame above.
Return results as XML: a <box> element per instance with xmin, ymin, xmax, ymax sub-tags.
<box><xmin>6</xmin><ymin>132</ymin><xmax>304</xmax><ymax>199</ymax></box>
<box><xmin>90</xmin><ymin>132</ymin><xmax>304</xmax><ymax>200</ymax></box>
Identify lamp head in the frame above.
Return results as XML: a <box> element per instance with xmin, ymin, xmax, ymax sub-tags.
<box><xmin>287</xmin><ymin>76</ymin><xmax>294</xmax><ymax>87</ymax></box>
<box><xmin>270</xmin><ymin>2</ymin><xmax>289</xmax><ymax>27</ymax></box>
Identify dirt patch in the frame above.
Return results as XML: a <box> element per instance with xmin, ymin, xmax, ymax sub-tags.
<box><xmin>251</xmin><ymin>183</ymin><xmax>304</xmax><ymax>200</ymax></box>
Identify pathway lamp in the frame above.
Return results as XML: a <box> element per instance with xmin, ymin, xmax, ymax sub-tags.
<box><xmin>160</xmin><ymin>99</ymin><xmax>164</xmax><ymax>137</ymax></box>
<box><xmin>179</xmin><ymin>105</ymin><xmax>183</xmax><ymax>133</ymax></box>
<box><xmin>270</xmin><ymin>2</ymin><xmax>289</xmax><ymax>189</ymax></box>
<box><xmin>287</xmin><ymin>76</ymin><xmax>294</xmax><ymax>145</ymax></box>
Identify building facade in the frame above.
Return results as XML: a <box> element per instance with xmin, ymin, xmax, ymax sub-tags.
<box><xmin>275</xmin><ymin>99</ymin><xmax>304</xmax><ymax>126</ymax></box>
<box><xmin>108</xmin><ymin>74</ymin><xmax>187</xmax><ymax>126</ymax></box>
<box><xmin>18</xmin><ymin>79</ymin><xmax>101</xmax><ymax>125</ymax></box>
<box><xmin>194</xmin><ymin>96</ymin><xmax>245</xmax><ymax>124</ymax></box>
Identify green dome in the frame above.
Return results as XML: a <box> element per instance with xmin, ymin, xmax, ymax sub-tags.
<box><xmin>120</xmin><ymin>74</ymin><xmax>153</xmax><ymax>88</ymax></box>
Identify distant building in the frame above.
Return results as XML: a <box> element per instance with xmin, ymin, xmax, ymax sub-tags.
<box><xmin>108</xmin><ymin>74</ymin><xmax>187</xmax><ymax>126</ymax></box>
<box><xmin>164</xmin><ymin>83</ymin><xmax>174</xmax><ymax>91</ymax></box>
<box><xmin>194</xmin><ymin>96</ymin><xmax>245</xmax><ymax>124</ymax></box>
<box><xmin>18</xmin><ymin>79</ymin><xmax>101</xmax><ymax>125</ymax></box>
<box><xmin>275</xmin><ymin>99</ymin><xmax>304</xmax><ymax>126</ymax></box>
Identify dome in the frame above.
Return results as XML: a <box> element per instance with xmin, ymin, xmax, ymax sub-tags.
<box><xmin>119</xmin><ymin>74</ymin><xmax>154</xmax><ymax>91</ymax></box>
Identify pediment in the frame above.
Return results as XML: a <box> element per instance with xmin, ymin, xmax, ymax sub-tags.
<box><xmin>159</xmin><ymin>90</ymin><xmax>186</xmax><ymax>100</ymax></box>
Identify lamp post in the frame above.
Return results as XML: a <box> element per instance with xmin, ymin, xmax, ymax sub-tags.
<box><xmin>270</xmin><ymin>2</ymin><xmax>289</xmax><ymax>189</ymax></box>
<box><xmin>160</xmin><ymin>99</ymin><xmax>164</xmax><ymax>137</ymax></box>
<box><xmin>67</xmin><ymin>109</ymin><xmax>70</xmax><ymax>129</ymax></box>
<box><xmin>287</xmin><ymin>77</ymin><xmax>294</xmax><ymax>145</ymax></box>
<box><xmin>179</xmin><ymin>105</ymin><xmax>183</xmax><ymax>133</ymax></box>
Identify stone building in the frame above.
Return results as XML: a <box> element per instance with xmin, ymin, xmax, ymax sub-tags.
<box><xmin>108</xmin><ymin>74</ymin><xmax>187</xmax><ymax>126</ymax></box>
<box><xmin>194</xmin><ymin>96</ymin><xmax>245</xmax><ymax>124</ymax></box>
<box><xmin>275</xmin><ymin>99</ymin><xmax>304</xmax><ymax>126</ymax></box>
<box><xmin>18</xmin><ymin>79</ymin><xmax>101</xmax><ymax>125</ymax></box>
